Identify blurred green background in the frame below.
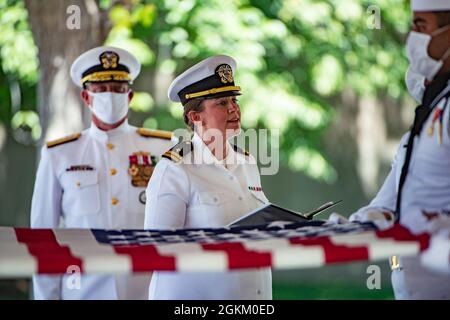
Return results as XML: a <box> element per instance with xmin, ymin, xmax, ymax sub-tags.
<box><xmin>0</xmin><ymin>0</ymin><xmax>416</xmax><ymax>299</ymax></box>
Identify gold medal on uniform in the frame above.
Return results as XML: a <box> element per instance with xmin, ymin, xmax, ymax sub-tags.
<box><xmin>428</xmin><ymin>99</ymin><xmax>447</xmax><ymax>145</ymax></box>
<box><xmin>128</xmin><ymin>152</ymin><xmax>155</xmax><ymax>187</ymax></box>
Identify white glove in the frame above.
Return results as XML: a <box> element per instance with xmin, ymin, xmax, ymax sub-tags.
<box><xmin>349</xmin><ymin>209</ymin><xmax>395</xmax><ymax>230</ymax></box>
<box><xmin>325</xmin><ymin>212</ymin><xmax>349</xmax><ymax>225</ymax></box>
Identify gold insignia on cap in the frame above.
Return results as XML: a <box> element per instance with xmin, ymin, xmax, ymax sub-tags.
<box><xmin>216</xmin><ymin>64</ymin><xmax>234</xmax><ymax>84</ymax></box>
<box><xmin>81</xmin><ymin>71</ymin><xmax>131</xmax><ymax>85</ymax></box>
<box><xmin>100</xmin><ymin>51</ymin><xmax>119</xmax><ymax>69</ymax></box>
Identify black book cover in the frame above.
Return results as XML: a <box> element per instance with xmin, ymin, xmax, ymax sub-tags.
<box><xmin>228</xmin><ymin>200</ymin><xmax>342</xmax><ymax>227</ymax></box>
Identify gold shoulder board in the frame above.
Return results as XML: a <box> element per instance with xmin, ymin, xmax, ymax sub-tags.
<box><xmin>162</xmin><ymin>141</ymin><xmax>193</xmax><ymax>162</ymax></box>
<box><xmin>46</xmin><ymin>133</ymin><xmax>81</xmax><ymax>148</ymax></box>
<box><xmin>137</xmin><ymin>128</ymin><xmax>173</xmax><ymax>140</ymax></box>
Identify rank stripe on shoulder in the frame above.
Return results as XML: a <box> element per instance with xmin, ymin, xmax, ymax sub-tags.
<box><xmin>162</xmin><ymin>140</ymin><xmax>193</xmax><ymax>162</ymax></box>
<box><xmin>232</xmin><ymin>144</ymin><xmax>250</xmax><ymax>156</ymax></box>
<box><xmin>162</xmin><ymin>151</ymin><xmax>182</xmax><ymax>162</ymax></box>
<box><xmin>137</xmin><ymin>128</ymin><xmax>173</xmax><ymax>140</ymax></box>
<box><xmin>46</xmin><ymin>133</ymin><xmax>81</xmax><ymax>148</ymax></box>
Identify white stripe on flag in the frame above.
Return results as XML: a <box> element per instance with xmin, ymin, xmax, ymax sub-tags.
<box><xmin>243</xmin><ymin>238</ymin><xmax>325</xmax><ymax>269</ymax></box>
<box><xmin>156</xmin><ymin>243</ymin><xmax>228</xmax><ymax>272</ymax></box>
<box><xmin>330</xmin><ymin>232</ymin><xmax>421</xmax><ymax>260</ymax></box>
<box><xmin>53</xmin><ymin>229</ymin><xmax>132</xmax><ymax>274</ymax></box>
<box><xmin>0</xmin><ymin>227</ymin><xmax>37</xmax><ymax>277</ymax></box>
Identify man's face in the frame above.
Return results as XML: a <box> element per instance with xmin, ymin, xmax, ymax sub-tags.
<box><xmin>412</xmin><ymin>12</ymin><xmax>440</xmax><ymax>34</ymax></box>
<box><xmin>80</xmin><ymin>81</ymin><xmax>134</xmax><ymax>129</ymax></box>
<box><xmin>411</xmin><ymin>12</ymin><xmax>450</xmax><ymax>61</ymax></box>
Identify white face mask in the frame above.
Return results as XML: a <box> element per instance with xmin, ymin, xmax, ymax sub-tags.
<box><xmin>88</xmin><ymin>91</ymin><xmax>129</xmax><ymax>124</ymax></box>
<box><xmin>406</xmin><ymin>25</ymin><xmax>450</xmax><ymax>81</ymax></box>
<box><xmin>405</xmin><ymin>67</ymin><xmax>426</xmax><ymax>103</ymax></box>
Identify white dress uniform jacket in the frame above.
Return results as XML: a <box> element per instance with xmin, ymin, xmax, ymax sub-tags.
<box><xmin>144</xmin><ymin>133</ymin><xmax>272</xmax><ymax>300</ymax></box>
<box><xmin>353</xmin><ymin>85</ymin><xmax>450</xmax><ymax>299</ymax></box>
<box><xmin>31</xmin><ymin>121</ymin><xmax>174</xmax><ymax>300</ymax></box>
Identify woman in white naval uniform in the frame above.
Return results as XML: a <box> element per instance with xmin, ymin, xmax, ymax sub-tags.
<box><xmin>31</xmin><ymin>46</ymin><xmax>175</xmax><ymax>300</ymax></box>
<box><xmin>144</xmin><ymin>55</ymin><xmax>272</xmax><ymax>300</ymax></box>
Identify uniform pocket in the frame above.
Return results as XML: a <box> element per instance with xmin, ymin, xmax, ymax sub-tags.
<box><xmin>60</xmin><ymin>170</ymin><xmax>100</xmax><ymax>215</ymax></box>
<box><xmin>189</xmin><ymin>191</ymin><xmax>237</xmax><ymax>227</ymax></box>
<box><xmin>127</xmin><ymin>186</ymin><xmax>147</xmax><ymax>215</ymax></box>
<box><xmin>198</xmin><ymin>191</ymin><xmax>233</xmax><ymax>205</ymax></box>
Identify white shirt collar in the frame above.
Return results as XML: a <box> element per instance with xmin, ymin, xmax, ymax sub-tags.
<box><xmin>191</xmin><ymin>132</ymin><xmax>245</xmax><ymax>168</ymax></box>
<box><xmin>89</xmin><ymin>119</ymin><xmax>130</xmax><ymax>142</ymax></box>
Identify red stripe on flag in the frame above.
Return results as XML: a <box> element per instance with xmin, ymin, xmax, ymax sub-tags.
<box><xmin>289</xmin><ymin>237</ymin><xmax>369</xmax><ymax>264</ymax></box>
<box><xmin>202</xmin><ymin>243</ymin><xmax>272</xmax><ymax>269</ymax></box>
<box><xmin>113</xmin><ymin>245</ymin><xmax>176</xmax><ymax>272</ymax></box>
<box><xmin>376</xmin><ymin>224</ymin><xmax>430</xmax><ymax>251</ymax></box>
<box><xmin>14</xmin><ymin>228</ymin><xmax>83</xmax><ymax>274</ymax></box>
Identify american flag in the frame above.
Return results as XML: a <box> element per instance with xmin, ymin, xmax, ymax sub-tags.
<box><xmin>0</xmin><ymin>221</ymin><xmax>432</xmax><ymax>277</ymax></box>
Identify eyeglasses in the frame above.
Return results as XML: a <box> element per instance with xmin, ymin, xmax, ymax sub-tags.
<box><xmin>85</xmin><ymin>83</ymin><xmax>130</xmax><ymax>94</ymax></box>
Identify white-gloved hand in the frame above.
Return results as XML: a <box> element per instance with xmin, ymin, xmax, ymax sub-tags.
<box><xmin>325</xmin><ymin>212</ymin><xmax>349</xmax><ymax>225</ymax></box>
<box><xmin>349</xmin><ymin>209</ymin><xmax>395</xmax><ymax>230</ymax></box>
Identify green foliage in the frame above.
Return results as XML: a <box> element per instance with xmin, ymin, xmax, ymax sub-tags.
<box><xmin>0</xmin><ymin>0</ymin><xmax>412</xmax><ymax>181</ymax></box>
<box><xmin>129</xmin><ymin>91</ymin><xmax>154</xmax><ymax>112</ymax></box>
<box><xmin>0</xmin><ymin>0</ymin><xmax>37</xmax><ymax>82</ymax></box>
<box><xmin>11</xmin><ymin>109</ymin><xmax>41</xmax><ymax>144</ymax></box>
<box><xmin>105</xmin><ymin>0</ymin><xmax>411</xmax><ymax>182</ymax></box>
<box><xmin>0</xmin><ymin>0</ymin><xmax>38</xmax><ymax>139</ymax></box>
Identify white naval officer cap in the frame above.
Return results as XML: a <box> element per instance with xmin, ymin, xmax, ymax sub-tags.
<box><xmin>70</xmin><ymin>46</ymin><xmax>141</xmax><ymax>88</ymax></box>
<box><xmin>167</xmin><ymin>55</ymin><xmax>241</xmax><ymax>105</ymax></box>
<box><xmin>412</xmin><ymin>0</ymin><xmax>450</xmax><ymax>11</ymax></box>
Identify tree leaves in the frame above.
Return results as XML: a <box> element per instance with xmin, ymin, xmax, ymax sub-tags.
<box><xmin>0</xmin><ymin>0</ymin><xmax>413</xmax><ymax>181</ymax></box>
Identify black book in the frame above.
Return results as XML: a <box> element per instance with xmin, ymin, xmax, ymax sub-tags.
<box><xmin>228</xmin><ymin>200</ymin><xmax>342</xmax><ymax>227</ymax></box>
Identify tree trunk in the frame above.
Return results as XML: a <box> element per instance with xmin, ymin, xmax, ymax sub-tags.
<box><xmin>24</xmin><ymin>0</ymin><xmax>110</xmax><ymax>142</ymax></box>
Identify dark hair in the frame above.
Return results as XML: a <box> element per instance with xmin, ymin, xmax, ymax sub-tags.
<box><xmin>434</xmin><ymin>11</ymin><xmax>450</xmax><ymax>27</ymax></box>
<box><xmin>183</xmin><ymin>98</ymin><xmax>205</xmax><ymax>130</ymax></box>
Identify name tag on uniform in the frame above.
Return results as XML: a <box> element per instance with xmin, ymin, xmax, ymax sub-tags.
<box><xmin>66</xmin><ymin>165</ymin><xmax>94</xmax><ymax>171</ymax></box>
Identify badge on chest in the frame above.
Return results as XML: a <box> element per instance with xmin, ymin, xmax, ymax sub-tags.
<box><xmin>427</xmin><ymin>100</ymin><xmax>446</xmax><ymax>145</ymax></box>
<box><xmin>128</xmin><ymin>152</ymin><xmax>156</xmax><ymax>187</ymax></box>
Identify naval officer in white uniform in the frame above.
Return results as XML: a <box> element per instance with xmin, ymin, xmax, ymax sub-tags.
<box><xmin>31</xmin><ymin>46</ymin><xmax>175</xmax><ymax>300</ymax></box>
<box><xmin>144</xmin><ymin>55</ymin><xmax>272</xmax><ymax>300</ymax></box>
<box><xmin>348</xmin><ymin>0</ymin><xmax>450</xmax><ymax>299</ymax></box>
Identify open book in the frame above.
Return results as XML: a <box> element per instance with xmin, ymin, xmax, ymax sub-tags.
<box><xmin>228</xmin><ymin>200</ymin><xmax>342</xmax><ymax>227</ymax></box>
